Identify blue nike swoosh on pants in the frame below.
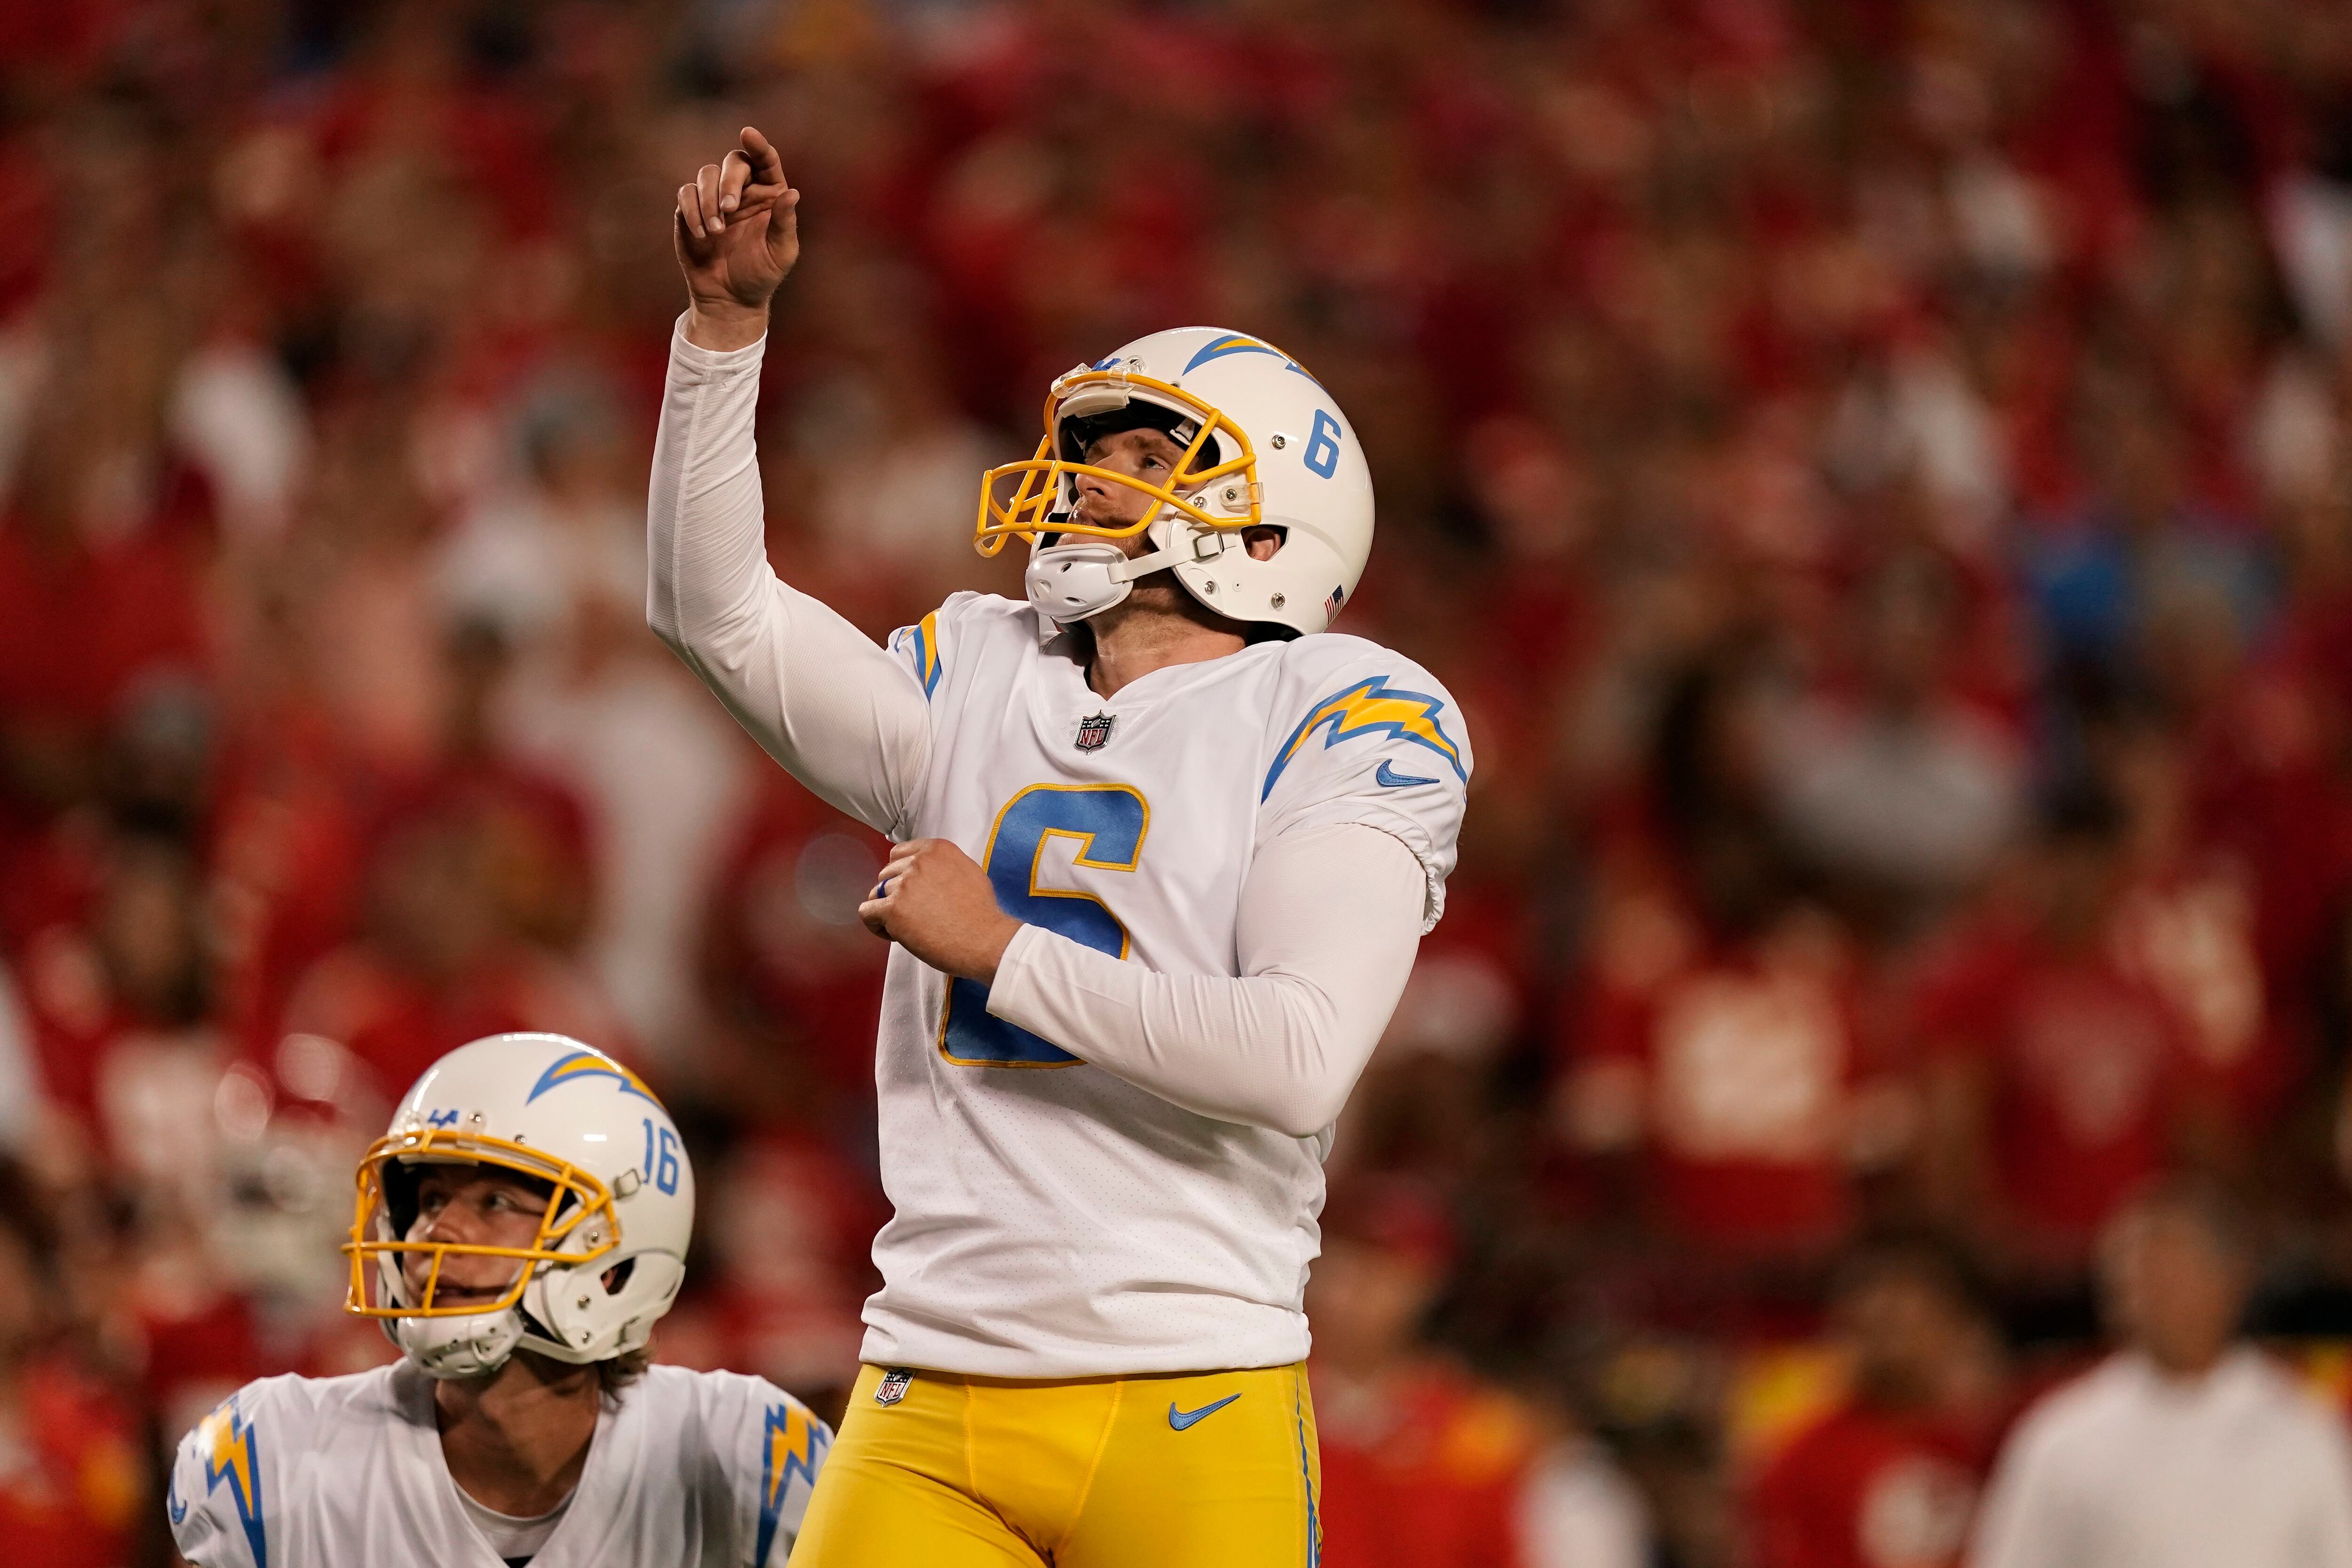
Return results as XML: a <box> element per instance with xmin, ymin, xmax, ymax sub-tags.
<box><xmin>1168</xmin><ymin>1392</ymin><xmax>1242</xmax><ymax>1431</ymax></box>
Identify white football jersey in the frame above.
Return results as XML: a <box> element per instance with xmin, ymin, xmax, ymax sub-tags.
<box><xmin>866</xmin><ymin>592</ymin><xmax>1470</xmax><ymax>1377</ymax></box>
<box><xmin>167</xmin><ymin>1361</ymin><xmax>830</xmax><ymax>1568</ymax></box>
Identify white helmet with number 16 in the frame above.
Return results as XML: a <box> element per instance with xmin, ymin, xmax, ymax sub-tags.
<box><xmin>343</xmin><ymin>1032</ymin><xmax>694</xmax><ymax>1380</ymax></box>
<box><xmin>976</xmin><ymin>327</ymin><xmax>1375</xmax><ymax>638</ymax></box>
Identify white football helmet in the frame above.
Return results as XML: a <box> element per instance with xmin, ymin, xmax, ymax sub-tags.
<box><xmin>342</xmin><ymin>1033</ymin><xmax>694</xmax><ymax>1380</ymax></box>
<box><xmin>976</xmin><ymin>327</ymin><xmax>1375</xmax><ymax>638</ymax></box>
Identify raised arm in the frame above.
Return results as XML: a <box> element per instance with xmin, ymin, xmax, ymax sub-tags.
<box><xmin>649</xmin><ymin>127</ymin><xmax>930</xmax><ymax>836</ymax></box>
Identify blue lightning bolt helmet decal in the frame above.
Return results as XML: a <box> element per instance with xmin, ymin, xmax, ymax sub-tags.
<box><xmin>1178</xmin><ymin>334</ymin><xmax>1323</xmax><ymax>383</ymax></box>
<box><xmin>524</xmin><ymin>1049</ymin><xmax>662</xmax><ymax>1107</ymax></box>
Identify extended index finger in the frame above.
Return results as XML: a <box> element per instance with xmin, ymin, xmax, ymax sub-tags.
<box><xmin>738</xmin><ymin>125</ymin><xmax>788</xmax><ymax>192</ymax></box>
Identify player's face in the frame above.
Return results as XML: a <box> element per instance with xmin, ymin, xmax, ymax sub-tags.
<box><xmin>1074</xmin><ymin>427</ymin><xmax>1192</xmax><ymax>539</ymax></box>
<box><xmin>1073</xmin><ymin>428</ymin><xmax>1283</xmax><ymax>563</ymax></box>
<box><xmin>402</xmin><ymin>1164</ymin><xmax>552</xmax><ymax>1305</ymax></box>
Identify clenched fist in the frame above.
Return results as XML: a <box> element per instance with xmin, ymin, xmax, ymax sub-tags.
<box><xmin>674</xmin><ymin>126</ymin><xmax>801</xmax><ymax>351</ymax></box>
<box><xmin>858</xmin><ymin>839</ymin><xmax>1024</xmax><ymax>984</ymax></box>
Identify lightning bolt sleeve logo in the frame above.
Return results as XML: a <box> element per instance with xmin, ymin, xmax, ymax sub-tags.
<box><xmin>755</xmin><ymin>1401</ymin><xmax>831</xmax><ymax>1567</ymax></box>
<box><xmin>1263</xmin><ymin>677</ymin><xmax>1467</xmax><ymax>800</ymax></box>
<box><xmin>198</xmin><ymin>1397</ymin><xmax>267</xmax><ymax>1568</ymax></box>
<box><xmin>893</xmin><ymin>611</ymin><xmax>943</xmax><ymax>699</ymax></box>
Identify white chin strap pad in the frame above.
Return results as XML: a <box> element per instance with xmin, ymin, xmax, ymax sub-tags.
<box><xmin>1026</xmin><ymin>531</ymin><xmax>1229</xmax><ymax>625</ymax></box>
<box><xmin>1025</xmin><ymin>541</ymin><xmax>1134</xmax><ymax>623</ymax></box>
<box><xmin>389</xmin><ymin>1306</ymin><xmax>526</xmax><ymax>1380</ymax></box>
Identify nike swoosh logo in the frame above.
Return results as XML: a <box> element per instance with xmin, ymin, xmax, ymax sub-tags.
<box><xmin>1168</xmin><ymin>1392</ymin><xmax>1242</xmax><ymax>1431</ymax></box>
<box><xmin>1375</xmin><ymin>759</ymin><xmax>1439</xmax><ymax>788</ymax></box>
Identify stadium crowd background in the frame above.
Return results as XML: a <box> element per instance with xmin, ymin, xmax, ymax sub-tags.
<box><xmin>2</xmin><ymin>0</ymin><xmax>2352</xmax><ymax>1561</ymax></box>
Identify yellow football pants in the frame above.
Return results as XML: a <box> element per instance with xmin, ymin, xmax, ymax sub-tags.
<box><xmin>788</xmin><ymin>1362</ymin><xmax>1322</xmax><ymax>1567</ymax></box>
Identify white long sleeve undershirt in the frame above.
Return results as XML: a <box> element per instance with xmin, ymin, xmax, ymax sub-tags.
<box><xmin>646</xmin><ymin>321</ymin><xmax>931</xmax><ymax>838</ymax></box>
<box><xmin>986</xmin><ymin>822</ymin><xmax>1427</xmax><ymax>1138</ymax></box>
<box><xmin>646</xmin><ymin>317</ymin><xmax>1426</xmax><ymax>1138</ymax></box>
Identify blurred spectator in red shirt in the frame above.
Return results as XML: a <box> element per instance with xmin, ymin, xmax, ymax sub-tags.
<box><xmin>0</xmin><ymin>655</ymin><xmax>220</xmax><ymax>935</ymax></box>
<box><xmin>1564</xmin><ymin>893</ymin><xmax>1873</xmax><ymax>1259</ymax></box>
<box><xmin>432</xmin><ymin>620</ymin><xmax>596</xmax><ymax>959</ymax></box>
<box><xmin>270</xmin><ymin>606</ymin><xmax>614</xmax><ymax>1106</ymax></box>
<box><xmin>200</xmin><ymin>541</ymin><xmax>374</xmax><ymax>1053</ymax></box>
<box><xmin>1311</xmin><ymin>1177</ymin><xmax>1537</xmax><ymax>1568</ymax></box>
<box><xmin>9</xmin><ymin>827</ymin><xmax>289</xmax><ymax>1441</ymax></box>
<box><xmin>1913</xmin><ymin>786</ymin><xmax>2209</xmax><ymax>1276</ymax></box>
<box><xmin>0</xmin><ymin>359</ymin><xmax>210</xmax><ymax>842</ymax></box>
<box><xmin>277</xmin><ymin>779</ymin><xmax>620</xmax><ymax>1106</ymax></box>
<box><xmin>0</xmin><ymin>1161</ymin><xmax>143</xmax><ymax>1566</ymax></box>
<box><xmin>700</xmin><ymin>775</ymin><xmax>890</xmax><ymax>1115</ymax></box>
<box><xmin>17</xmin><ymin>828</ymin><xmax>214</xmax><ymax>1135</ymax></box>
<box><xmin>1748</xmin><ymin>1234</ymin><xmax>2011</xmax><ymax>1568</ymax></box>
<box><xmin>1332</xmin><ymin>889</ymin><xmax>1526</xmax><ymax>1188</ymax></box>
<box><xmin>1558</xmin><ymin>653</ymin><xmax>1899</xmax><ymax>1263</ymax></box>
<box><xmin>2100</xmin><ymin>714</ymin><xmax>2302</xmax><ymax>1138</ymax></box>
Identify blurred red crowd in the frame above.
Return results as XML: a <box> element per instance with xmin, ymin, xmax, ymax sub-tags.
<box><xmin>1</xmin><ymin>0</ymin><xmax>2351</xmax><ymax>1563</ymax></box>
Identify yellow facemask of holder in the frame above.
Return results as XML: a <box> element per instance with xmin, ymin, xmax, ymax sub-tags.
<box><xmin>974</xmin><ymin>368</ymin><xmax>1263</xmax><ymax>558</ymax></box>
<box><xmin>342</xmin><ymin>1127</ymin><xmax>619</xmax><ymax>1321</ymax></box>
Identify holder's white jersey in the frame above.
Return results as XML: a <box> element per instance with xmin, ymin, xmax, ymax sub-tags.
<box><xmin>862</xmin><ymin>591</ymin><xmax>1470</xmax><ymax>1377</ymax></box>
<box><xmin>167</xmin><ymin>1361</ymin><xmax>830</xmax><ymax>1568</ymax></box>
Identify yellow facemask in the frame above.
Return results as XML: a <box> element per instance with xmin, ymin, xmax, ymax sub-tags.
<box><xmin>342</xmin><ymin>1127</ymin><xmax>620</xmax><ymax>1321</ymax></box>
<box><xmin>974</xmin><ymin>368</ymin><xmax>1263</xmax><ymax>558</ymax></box>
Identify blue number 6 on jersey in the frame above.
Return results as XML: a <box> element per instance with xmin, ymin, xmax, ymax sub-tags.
<box><xmin>939</xmin><ymin>784</ymin><xmax>1150</xmax><ymax>1067</ymax></box>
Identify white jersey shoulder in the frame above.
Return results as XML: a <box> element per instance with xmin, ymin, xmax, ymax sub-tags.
<box><xmin>167</xmin><ymin>1370</ymin><xmax>342</xmax><ymax>1568</ymax></box>
<box><xmin>167</xmin><ymin>1362</ymin><xmax>831</xmax><ymax>1568</ymax></box>
<box><xmin>1255</xmin><ymin>631</ymin><xmax>1471</xmax><ymax>928</ymax></box>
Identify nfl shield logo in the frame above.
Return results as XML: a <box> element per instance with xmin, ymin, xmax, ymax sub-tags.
<box><xmin>874</xmin><ymin>1368</ymin><xmax>914</xmax><ymax>1406</ymax></box>
<box><xmin>1075</xmin><ymin>712</ymin><xmax>1116</xmax><ymax>752</ymax></box>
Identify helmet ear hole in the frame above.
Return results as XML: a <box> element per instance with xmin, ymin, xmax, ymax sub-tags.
<box><xmin>602</xmin><ymin>1257</ymin><xmax>637</xmax><ymax>1295</ymax></box>
<box><xmin>382</xmin><ymin>1160</ymin><xmax>423</xmax><ymax>1240</ymax></box>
